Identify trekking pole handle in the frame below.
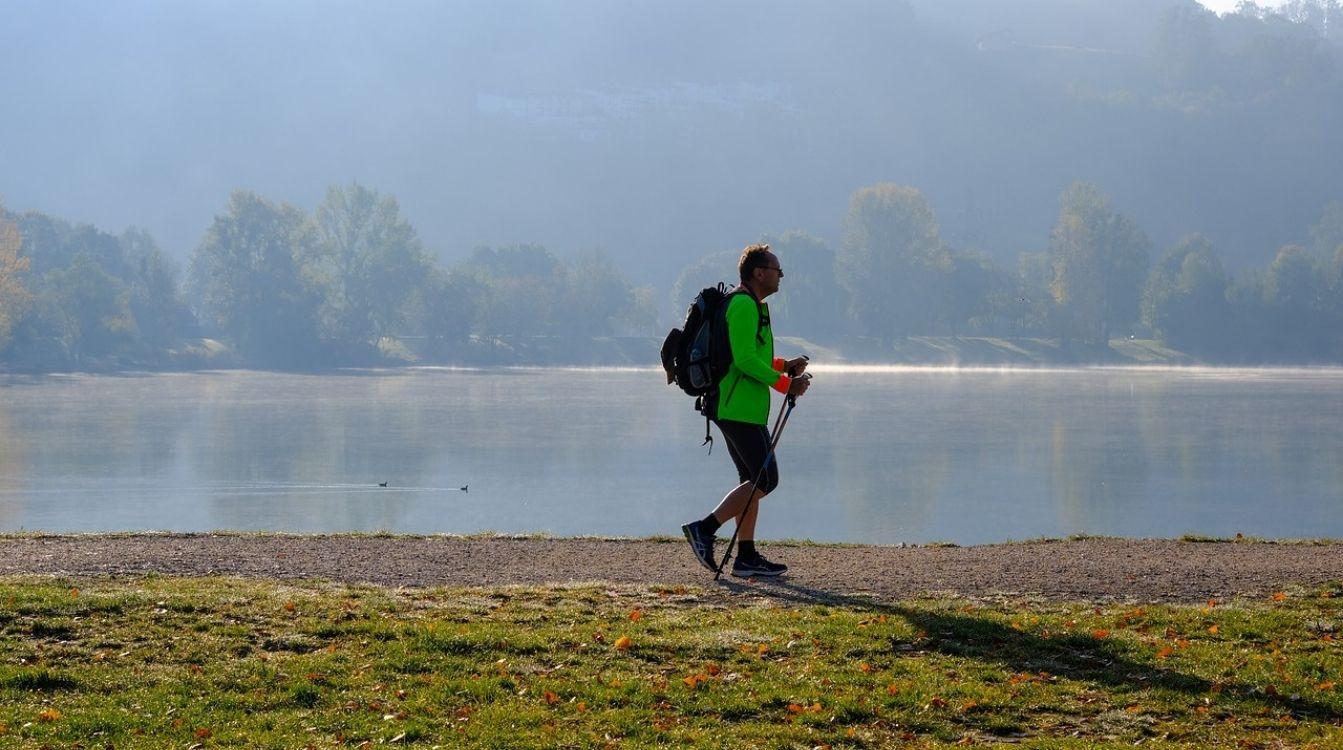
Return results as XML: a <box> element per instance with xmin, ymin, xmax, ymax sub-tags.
<box><xmin>787</xmin><ymin>372</ymin><xmax>811</xmax><ymax>407</ymax></box>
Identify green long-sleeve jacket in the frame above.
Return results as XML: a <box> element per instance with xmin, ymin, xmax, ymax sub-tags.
<box><xmin>714</xmin><ymin>289</ymin><xmax>790</xmax><ymax>425</ymax></box>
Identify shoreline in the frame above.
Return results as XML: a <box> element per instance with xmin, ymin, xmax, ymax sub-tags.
<box><xmin>4</xmin><ymin>533</ymin><xmax>1343</xmax><ymax>603</ymax></box>
<box><xmin>13</xmin><ymin>333</ymin><xmax>1343</xmax><ymax>375</ymax></box>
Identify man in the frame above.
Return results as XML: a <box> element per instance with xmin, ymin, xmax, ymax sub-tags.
<box><xmin>681</xmin><ymin>244</ymin><xmax>809</xmax><ymax>577</ymax></box>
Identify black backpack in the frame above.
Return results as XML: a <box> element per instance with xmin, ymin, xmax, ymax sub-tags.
<box><xmin>660</xmin><ymin>283</ymin><xmax>757</xmax><ymax>451</ymax></box>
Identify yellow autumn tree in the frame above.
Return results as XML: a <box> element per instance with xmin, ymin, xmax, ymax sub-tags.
<box><xmin>0</xmin><ymin>202</ymin><xmax>33</xmax><ymax>351</ymax></box>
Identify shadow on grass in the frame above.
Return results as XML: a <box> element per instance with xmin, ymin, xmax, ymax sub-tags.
<box><xmin>730</xmin><ymin>578</ymin><xmax>1343</xmax><ymax>722</ymax></box>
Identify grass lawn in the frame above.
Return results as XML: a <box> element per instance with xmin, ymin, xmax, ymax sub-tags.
<box><xmin>1</xmin><ymin>576</ymin><xmax>1341</xmax><ymax>748</ymax></box>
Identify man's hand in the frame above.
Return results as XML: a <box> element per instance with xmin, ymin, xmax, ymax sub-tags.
<box><xmin>787</xmin><ymin>374</ymin><xmax>810</xmax><ymax>398</ymax></box>
<box><xmin>785</xmin><ymin>356</ymin><xmax>808</xmax><ymax>377</ymax></box>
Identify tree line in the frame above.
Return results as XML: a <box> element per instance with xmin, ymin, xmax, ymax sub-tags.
<box><xmin>4</xmin><ymin>178</ymin><xmax>1343</xmax><ymax>370</ymax></box>
<box><xmin>0</xmin><ymin>186</ymin><xmax>657</xmax><ymax>369</ymax></box>
<box><xmin>675</xmin><ymin>181</ymin><xmax>1343</xmax><ymax>363</ymax></box>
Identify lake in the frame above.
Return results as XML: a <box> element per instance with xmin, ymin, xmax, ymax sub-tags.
<box><xmin>0</xmin><ymin>367</ymin><xmax>1339</xmax><ymax>544</ymax></box>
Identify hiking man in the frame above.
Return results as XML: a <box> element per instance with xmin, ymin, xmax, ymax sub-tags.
<box><xmin>682</xmin><ymin>243</ymin><xmax>809</xmax><ymax>577</ymax></box>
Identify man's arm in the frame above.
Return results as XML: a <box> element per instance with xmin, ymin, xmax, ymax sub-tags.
<box><xmin>726</xmin><ymin>296</ymin><xmax>790</xmax><ymax>394</ymax></box>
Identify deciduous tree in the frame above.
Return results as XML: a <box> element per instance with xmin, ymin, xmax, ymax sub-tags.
<box><xmin>1048</xmin><ymin>183</ymin><xmax>1151</xmax><ymax>345</ymax></box>
<box><xmin>311</xmin><ymin>183</ymin><xmax>433</xmax><ymax>348</ymax></box>
<box><xmin>1143</xmin><ymin>234</ymin><xmax>1230</xmax><ymax>355</ymax></box>
<box><xmin>838</xmin><ymin>183</ymin><xmax>950</xmax><ymax>340</ymax></box>
<box><xmin>0</xmin><ymin>206</ymin><xmax>32</xmax><ymax>352</ymax></box>
<box><xmin>189</xmin><ymin>190</ymin><xmax>322</xmax><ymax>366</ymax></box>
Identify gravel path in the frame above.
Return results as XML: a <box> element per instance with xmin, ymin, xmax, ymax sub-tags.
<box><xmin>4</xmin><ymin>534</ymin><xmax>1343</xmax><ymax>604</ymax></box>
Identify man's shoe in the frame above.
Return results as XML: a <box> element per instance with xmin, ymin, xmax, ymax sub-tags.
<box><xmin>682</xmin><ymin>521</ymin><xmax>717</xmax><ymax>572</ymax></box>
<box><xmin>731</xmin><ymin>553</ymin><xmax>788</xmax><ymax>578</ymax></box>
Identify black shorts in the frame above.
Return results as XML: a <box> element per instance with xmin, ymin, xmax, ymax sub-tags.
<box><xmin>714</xmin><ymin>418</ymin><xmax>780</xmax><ymax>494</ymax></box>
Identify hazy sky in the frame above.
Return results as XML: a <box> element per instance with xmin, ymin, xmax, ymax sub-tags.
<box><xmin>2</xmin><ymin>0</ymin><xmax>1337</xmax><ymax>288</ymax></box>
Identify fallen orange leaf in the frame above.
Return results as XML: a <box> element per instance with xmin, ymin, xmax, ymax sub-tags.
<box><xmin>886</xmin><ymin>683</ymin><xmax>900</xmax><ymax>695</ymax></box>
<box><xmin>705</xmin><ymin>663</ymin><xmax>721</xmax><ymax>676</ymax></box>
<box><xmin>928</xmin><ymin>697</ymin><xmax>949</xmax><ymax>709</ymax></box>
<box><xmin>576</xmin><ymin>701</ymin><xmax>587</xmax><ymax>712</ymax></box>
<box><xmin>614</xmin><ymin>636</ymin><xmax>632</xmax><ymax>651</ymax></box>
<box><xmin>757</xmin><ymin>643</ymin><xmax>769</xmax><ymax>655</ymax></box>
<box><xmin>1272</xmin><ymin>592</ymin><xmax>1288</xmax><ymax>602</ymax></box>
<box><xmin>786</xmin><ymin>703</ymin><xmax>804</xmax><ymax>714</ymax></box>
<box><xmin>683</xmin><ymin>674</ymin><xmax>705</xmax><ymax>688</ymax></box>
<box><xmin>1092</xmin><ymin>629</ymin><xmax>1110</xmax><ymax>639</ymax></box>
<box><xmin>1208</xmin><ymin>625</ymin><xmax>1220</xmax><ymax>635</ymax></box>
<box><xmin>37</xmin><ymin>709</ymin><xmax>62</xmax><ymax>722</ymax></box>
<box><xmin>283</xmin><ymin>601</ymin><xmax>296</xmax><ymax>612</ymax></box>
<box><xmin>69</xmin><ymin>588</ymin><xmax>78</xmax><ymax>598</ymax></box>
<box><xmin>859</xmin><ymin>663</ymin><xmax>872</xmax><ymax>673</ymax></box>
<box><xmin>195</xmin><ymin>728</ymin><xmax>212</xmax><ymax>739</ymax></box>
<box><xmin>1156</xmin><ymin>646</ymin><xmax>1174</xmax><ymax>660</ymax></box>
<box><xmin>629</xmin><ymin>609</ymin><xmax>643</xmax><ymax>621</ymax></box>
<box><xmin>1317</xmin><ymin>681</ymin><xmax>1336</xmax><ymax>691</ymax></box>
<box><xmin>543</xmin><ymin>690</ymin><xmax>559</xmax><ymax>705</ymax></box>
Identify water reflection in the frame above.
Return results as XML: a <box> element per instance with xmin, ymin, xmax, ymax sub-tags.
<box><xmin>0</xmin><ymin>367</ymin><xmax>1340</xmax><ymax>543</ymax></box>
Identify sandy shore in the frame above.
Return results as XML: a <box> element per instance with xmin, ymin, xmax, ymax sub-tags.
<box><xmin>3</xmin><ymin>534</ymin><xmax>1343</xmax><ymax>603</ymax></box>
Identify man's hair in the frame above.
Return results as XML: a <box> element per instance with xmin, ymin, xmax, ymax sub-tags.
<box><xmin>738</xmin><ymin>244</ymin><xmax>773</xmax><ymax>283</ymax></box>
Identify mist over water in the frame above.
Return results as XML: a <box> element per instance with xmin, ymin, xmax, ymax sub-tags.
<box><xmin>1</xmin><ymin>368</ymin><xmax>1338</xmax><ymax>544</ymax></box>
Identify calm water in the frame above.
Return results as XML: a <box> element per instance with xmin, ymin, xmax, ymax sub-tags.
<box><xmin>0</xmin><ymin>367</ymin><xmax>1340</xmax><ymax>544</ymax></box>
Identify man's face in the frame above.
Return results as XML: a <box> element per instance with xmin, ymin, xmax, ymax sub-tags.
<box><xmin>755</xmin><ymin>252</ymin><xmax>783</xmax><ymax>297</ymax></box>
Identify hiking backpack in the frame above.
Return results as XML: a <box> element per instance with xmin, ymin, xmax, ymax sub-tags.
<box><xmin>660</xmin><ymin>283</ymin><xmax>757</xmax><ymax>451</ymax></box>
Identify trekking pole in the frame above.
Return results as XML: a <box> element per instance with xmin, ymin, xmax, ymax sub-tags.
<box><xmin>713</xmin><ymin>376</ymin><xmax>806</xmax><ymax>580</ymax></box>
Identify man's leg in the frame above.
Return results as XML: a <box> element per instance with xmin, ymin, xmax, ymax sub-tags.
<box><xmin>711</xmin><ymin>422</ymin><xmax>785</xmax><ymax>576</ymax></box>
<box><xmin>708</xmin><ymin>480</ymin><xmax>766</xmax><ymax>540</ymax></box>
<box><xmin>683</xmin><ymin>420</ymin><xmax>757</xmax><ymax>572</ymax></box>
<box><xmin>685</xmin><ymin>420</ymin><xmax>782</xmax><ymax>575</ymax></box>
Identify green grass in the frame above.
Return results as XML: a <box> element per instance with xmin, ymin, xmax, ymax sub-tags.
<box><xmin>2</xmin><ymin>577</ymin><xmax>1342</xmax><ymax>748</ymax></box>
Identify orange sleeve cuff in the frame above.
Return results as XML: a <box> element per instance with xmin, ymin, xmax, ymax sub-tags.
<box><xmin>772</xmin><ymin>374</ymin><xmax>791</xmax><ymax>394</ymax></box>
<box><xmin>772</xmin><ymin>357</ymin><xmax>786</xmax><ymax>372</ymax></box>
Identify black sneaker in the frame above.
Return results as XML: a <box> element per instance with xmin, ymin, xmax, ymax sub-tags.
<box><xmin>731</xmin><ymin>553</ymin><xmax>788</xmax><ymax>578</ymax></box>
<box><xmin>681</xmin><ymin>521</ymin><xmax>717</xmax><ymax>572</ymax></box>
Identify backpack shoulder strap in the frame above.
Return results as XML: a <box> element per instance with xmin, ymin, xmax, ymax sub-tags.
<box><xmin>726</xmin><ymin>286</ymin><xmax>766</xmax><ymax>342</ymax></box>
